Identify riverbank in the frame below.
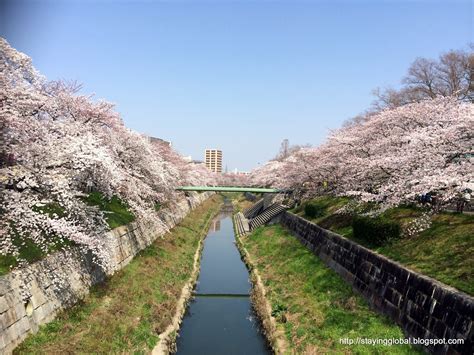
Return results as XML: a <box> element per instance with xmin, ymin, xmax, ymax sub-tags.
<box><xmin>235</xmin><ymin>229</ymin><xmax>289</xmax><ymax>354</ymax></box>
<box><xmin>241</xmin><ymin>224</ymin><xmax>421</xmax><ymax>354</ymax></box>
<box><xmin>14</xmin><ymin>195</ymin><xmax>223</xmax><ymax>354</ymax></box>
<box><xmin>293</xmin><ymin>196</ymin><xmax>474</xmax><ymax>295</ymax></box>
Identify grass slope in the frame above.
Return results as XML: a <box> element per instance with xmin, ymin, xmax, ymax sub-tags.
<box><xmin>15</xmin><ymin>194</ymin><xmax>222</xmax><ymax>354</ymax></box>
<box><xmin>242</xmin><ymin>225</ymin><xmax>420</xmax><ymax>354</ymax></box>
<box><xmin>0</xmin><ymin>203</ymin><xmax>73</xmax><ymax>275</ymax></box>
<box><xmin>378</xmin><ymin>212</ymin><xmax>474</xmax><ymax>295</ymax></box>
<box><xmin>1</xmin><ymin>193</ymin><xmax>136</xmax><ymax>276</ymax></box>
<box><xmin>83</xmin><ymin>191</ymin><xmax>135</xmax><ymax>229</ymax></box>
<box><xmin>295</xmin><ymin>197</ymin><xmax>474</xmax><ymax>295</ymax></box>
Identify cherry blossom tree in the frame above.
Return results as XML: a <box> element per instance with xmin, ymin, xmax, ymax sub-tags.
<box><xmin>251</xmin><ymin>97</ymin><xmax>473</xmax><ymax>208</ymax></box>
<box><xmin>0</xmin><ymin>38</ymin><xmax>217</xmax><ymax>272</ymax></box>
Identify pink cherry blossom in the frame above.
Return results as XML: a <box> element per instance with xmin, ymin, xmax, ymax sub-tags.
<box><xmin>0</xmin><ymin>38</ymin><xmax>218</xmax><ymax>270</ymax></box>
<box><xmin>251</xmin><ymin>97</ymin><xmax>473</xmax><ymax>208</ymax></box>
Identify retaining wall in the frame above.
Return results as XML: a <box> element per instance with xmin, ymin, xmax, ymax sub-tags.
<box><xmin>0</xmin><ymin>192</ymin><xmax>213</xmax><ymax>354</ymax></box>
<box><xmin>280</xmin><ymin>211</ymin><xmax>473</xmax><ymax>355</ymax></box>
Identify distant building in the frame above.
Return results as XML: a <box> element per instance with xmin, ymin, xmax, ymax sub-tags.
<box><xmin>233</xmin><ymin>168</ymin><xmax>250</xmax><ymax>176</ymax></box>
<box><xmin>205</xmin><ymin>149</ymin><xmax>222</xmax><ymax>173</ymax></box>
<box><xmin>147</xmin><ymin>136</ymin><xmax>172</xmax><ymax>147</ymax></box>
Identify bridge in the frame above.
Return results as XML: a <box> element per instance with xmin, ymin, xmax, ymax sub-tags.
<box><xmin>176</xmin><ymin>186</ymin><xmax>290</xmax><ymax>193</ymax></box>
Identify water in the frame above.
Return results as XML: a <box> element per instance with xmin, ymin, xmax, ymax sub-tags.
<box><xmin>176</xmin><ymin>214</ymin><xmax>270</xmax><ymax>354</ymax></box>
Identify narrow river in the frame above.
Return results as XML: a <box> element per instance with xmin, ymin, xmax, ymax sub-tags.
<box><xmin>176</xmin><ymin>210</ymin><xmax>270</xmax><ymax>354</ymax></box>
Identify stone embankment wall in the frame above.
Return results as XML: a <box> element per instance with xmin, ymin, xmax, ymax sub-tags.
<box><xmin>279</xmin><ymin>212</ymin><xmax>473</xmax><ymax>355</ymax></box>
<box><xmin>0</xmin><ymin>192</ymin><xmax>213</xmax><ymax>354</ymax></box>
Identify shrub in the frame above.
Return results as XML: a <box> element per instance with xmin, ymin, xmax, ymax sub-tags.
<box><xmin>83</xmin><ymin>192</ymin><xmax>135</xmax><ymax>229</ymax></box>
<box><xmin>319</xmin><ymin>213</ymin><xmax>354</xmax><ymax>231</ymax></box>
<box><xmin>0</xmin><ymin>255</ymin><xmax>18</xmax><ymax>276</ymax></box>
<box><xmin>304</xmin><ymin>202</ymin><xmax>326</xmax><ymax>218</ymax></box>
<box><xmin>32</xmin><ymin>203</ymin><xmax>67</xmax><ymax>218</ymax></box>
<box><xmin>352</xmin><ymin>215</ymin><xmax>401</xmax><ymax>246</ymax></box>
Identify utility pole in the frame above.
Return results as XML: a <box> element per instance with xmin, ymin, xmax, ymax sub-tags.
<box><xmin>280</xmin><ymin>139</ymin><xmax>289</xmax><ymax>160</ymax></box>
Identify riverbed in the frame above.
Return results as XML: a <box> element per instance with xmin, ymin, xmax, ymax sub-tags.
<box><xmin>176</xmin><ymin>214</ymin><xmax>270</xmax><ymax>354</ymax></box>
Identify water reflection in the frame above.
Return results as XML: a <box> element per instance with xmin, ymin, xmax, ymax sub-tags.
<box><xmin>210</xmin><ymin>219</ymin><xmax>221</xmax><ymax>232</ymax></box>
<box><xmin>176</xmin><ymin>214</ymin><xmax>270</xmax><ymax>355</ymax></box>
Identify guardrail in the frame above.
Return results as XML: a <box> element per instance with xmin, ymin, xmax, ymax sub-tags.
<box><xmin>176</xmin><ymin>186</ymin><xmax>291</xmax><ymax>193</ymax></box>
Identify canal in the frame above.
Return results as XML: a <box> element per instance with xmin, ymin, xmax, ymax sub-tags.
<box><xmin>176</xmin><ymin>209</ymin><xmax>270</xmax><ymax>354</ymax></box>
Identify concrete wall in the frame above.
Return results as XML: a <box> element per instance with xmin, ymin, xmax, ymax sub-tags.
<box><xmin>0</xmin><ymin>192</ymin><xmax>213</xmax><ymax>354</ymax></box>
<box><xmin>280</xmin><ymin>211</ymin><xmax>473</xmax><ymax>355</ymax></box>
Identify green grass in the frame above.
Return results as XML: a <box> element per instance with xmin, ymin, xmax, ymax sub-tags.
<box><xmin>242</xmin><ymin>225</ymin><xmax>420</xmax><ymax>354</ymax></box>
<box><xmin>377</xmin><ymin>212</ymin><xmax>474</xmax><ymax>295</ymax></box>
<box><xmin>295</xmin><ymin>196</ymin><xmax>474</xmax><ymax>295</ymax></box>
<box><xmin>15</xmin><ymin>194</ymin><xmax>223</xmax><ymax>354</ymax></box>
<box><xmin>0</xmin><ymin>254</ymin><xmax>17</xmax><ymax>275</ymax></box>
<box><xmin>294</xmin><ymin>196</ymin><xmax>354</xmax><ymax>235</ymax></box>
<box><xmin>31</xmin><ymin>202</ymin><xmax>67</xmax><ymax>218</ymax></box>
<box><xmin>0</xmin><ymin>203</ymin><xmax>74</xmax><ymax>276</ymax></box>
<box><xmin>83</xmin><ymin>191</ymin><xmax>136</xmax><ymax>229</ymax></box>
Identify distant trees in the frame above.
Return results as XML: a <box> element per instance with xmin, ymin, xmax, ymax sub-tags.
<box><xmin>278</xmin><ymin>139</ymin><xmax>290</xmax><ymax>160</ymax></box>
<box><xmin>273</xmin><ymin>139</ymin><xmax>310</xmax><ymax>162</ymax></box>
<box><xmin>373</xmin><ymin>48</ymin><xmax>473</xmax><ymax>110</ymax></box>
<box><xmin>218</xmin><ymin>172</ymin><xmax>251</xmax><ymax>187</ymax></box>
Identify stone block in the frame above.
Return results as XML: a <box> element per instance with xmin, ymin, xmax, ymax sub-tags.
<box><xmin>429</xmin><ymin>318</ymin><xmax>448</xmax><ymax>338</ymax></box>
<box><xmin>30</xmin><ymin>289</ymin><xmax>47</xmax><ymax>310</ymax></box>
<box><xmin>2</xmin><ymin>326</ymin><xmax>15</xmax><ymax>350</ymax></box>
<box><xmin>407</xmin><ymin>274</ymin><xmax>436</xmax><ymax>298</ymax></box>
<box><xmin>1</xmin><ymin>308</ymin><xmax>19</xmax><ymax>329</ymax></box>
<box><xmin>392</xmin><ymin>269</ymin><xmax>411</xmax><ymax>294</ymax></box>
<box><xmin>3</xmin><ymin>289</ymin><xmax>18</xmax><ymax>306</ymax></box>
<box><xmin>17</xmin><ymin>316</ymin><xmax>30</xmax><ymax>335</ymax></box>
<box><xmin>444</xmin><ymin>310</ymin><xmax>461</xmax><ymax>330</ymax></box>
<box><xmin>405</xmin><ymin>317</ymin><xmax>425</xmax><ymax>338</ymax></box>
<box><xmin>39</xmin><ymin>305</ymin><xmax>57</xmax><ymax>324</ymax></box>
<box><xmin>454</xmin><ymin>293</ymin><xmax>474</xmax><ymax>315</ymax></box>
<box><xmin>381</xmin><ymin>299</ymin><xmax>400</xmax><ymax>321</ymax></box>
<box><xmin>384</xmin><ymin>287</ymin><xmax>403</xmax><ymax>308</ymax></box>
<box><xmin>0</xmin><ymin>295</ymin><xmax>9</xmax><ymax>314</ymax></box>
<box><xmin>13</xmin><ymin>302</ymin><xmax>26</xmax><ymax>320</ymax></box>
<box><xmin>32</xmin><ymin>304</ymin><xmax>47</xmax><ymax>324</ymax></box>
<box><xmin>6</xmin><ymin>321</ymin><xmax>22</xmax><ymax>346</ymax></box>
<box><xmin>0</xmin><ymin>332</ymin><xmax>6</xmax><ymax>349</ymax></box>
<box><xmin>366</xmin><ymin>251</ymin><xmax>383</xmax><ymax>269</ymax></box>
<box><xmin>430</xmin><ymin>300</ymin><xmax>447</xmax><ymax>321</ymax></box>
<box><xmin>453</xmin><ymin>316</ymin><xmax>471</xmax><ymax>337</ymax></box>
<box><xmin>0</xmin><ymin>278</ymin><xmax>11</xmax><ymax>297</ymax></box>
<box><xmin>408</xmin><ymin>302</ymin><xmax>429</xmax><ymax>327</ymax></box>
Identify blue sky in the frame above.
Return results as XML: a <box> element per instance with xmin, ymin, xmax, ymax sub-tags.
<box><xmin>1</xmin><ymin>0</ymin><xmax>472</xmax><ymax>171</ymax></box>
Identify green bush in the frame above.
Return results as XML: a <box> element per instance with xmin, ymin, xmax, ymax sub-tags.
<box><xmin>352</xmin><ymin>215</ymin><xmax>401</xmax><ymax>246</ymax></box>
<box><xmin>83</xmin><ymin>192</ymin><xmax>135</xmax><ymax>229</ymax></box>
<box><xmin>304</xmin><ymin>202</ymin><xmax>326</xmax><ymax>218</ymax></box>
<box><xmin>0</xmin><ymin>255</ymin><xmax>18</xmax><ymax>275</ymax></box>
<box><xmin>32</xmin><ymin>202</ymin><xmax>67</xmax><ymax>218</ymax></box>
<box><xmin>319</xmin><ymin>213</ymin><xmax>354</xmax><ymax>232</ymax></box>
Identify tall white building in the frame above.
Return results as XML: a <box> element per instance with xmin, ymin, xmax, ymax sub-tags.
<box><xmin>205</xmin><ymin>149</ymin><xmax>222</xmax><ymax>173</ymax></box>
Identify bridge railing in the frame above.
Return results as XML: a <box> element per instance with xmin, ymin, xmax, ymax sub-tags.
<box><xmin>175</xmin><ymin>186</ymin><xmax>291</xmax><ymax>193</ymax></box>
